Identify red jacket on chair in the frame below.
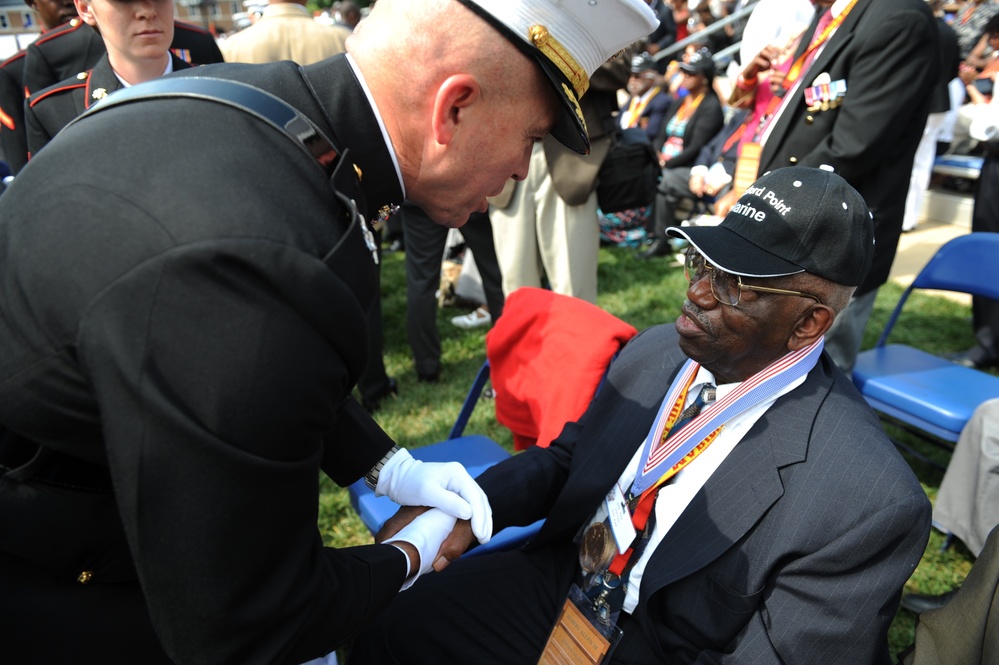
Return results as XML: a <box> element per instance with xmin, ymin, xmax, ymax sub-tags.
<box><xmin>486</xmin><ymin>287</ymin><xmax>637</xmax><ymax>450</ymax></box>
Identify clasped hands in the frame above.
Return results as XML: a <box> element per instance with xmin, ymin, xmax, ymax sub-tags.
<box><xmin>374</xmin><ymin>448</ymin><xmax>491</xmax><ymax>586</ymax></box>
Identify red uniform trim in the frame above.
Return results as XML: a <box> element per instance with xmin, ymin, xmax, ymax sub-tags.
<box><xmin>29</xmin><ymin>81</ymin><xmax>86</xmax><ymax>107</ymax></box>
<box><xmin>33</xmin><ymin>20</ymin><xmax>86</xmax><ymax>47</ymax></box>
<box><xmin>0</xmin><ymin>50</ymin><xmax>27</xmax><ymax>69</ymax></box>
<box><xmin>0</xmin><ymin>106</ymin><xmax>14</xmax><ymax>130</ymax></box>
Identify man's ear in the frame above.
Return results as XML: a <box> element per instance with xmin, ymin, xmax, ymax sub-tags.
<box><xmin>788</xmin><ymin>303</ymin><xmax>836</xmax><ymax>352</ymax></box>
<box><xmin>430</xmin><ymin>74</ymin><xmax>480</xmax><ymax>146</ymax></box>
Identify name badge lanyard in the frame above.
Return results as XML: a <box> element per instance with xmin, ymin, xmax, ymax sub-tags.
<box><xmin>609</xmin><ymin>337</ymin><xmax>826</xmax><ymax>578</ymax></box>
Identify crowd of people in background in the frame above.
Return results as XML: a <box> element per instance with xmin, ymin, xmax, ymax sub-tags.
<box><xmin>1</xmin><ymin>0</ymin><xmax>998</xmax><ymax>662</ymax></box>
<box><xmin>1</xmin><ymin>0</ymin><xmax>997</xmax><ymax>392</ymax></box>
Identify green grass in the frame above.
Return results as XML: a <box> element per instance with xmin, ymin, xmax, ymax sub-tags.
<box><xmin>322</xmin><ymin>245</ymin><xmax>978</xmax><ymax>658</ymax></box>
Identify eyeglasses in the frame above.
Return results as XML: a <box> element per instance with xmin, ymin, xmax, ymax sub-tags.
<box><xmin>684</xmin><ymin>248</ymin><xmax>822</xmax><ymax>307</ymax></box>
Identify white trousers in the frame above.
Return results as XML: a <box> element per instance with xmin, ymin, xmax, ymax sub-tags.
<box><xmin>490</xmin><ymin>142</ymin><xmax>600</xmax><ymax>304</ymax></box>
<box><xmin>903</xmin><ymin>110</ymin><xmax>950</xmax><ymax>231</ymax></box>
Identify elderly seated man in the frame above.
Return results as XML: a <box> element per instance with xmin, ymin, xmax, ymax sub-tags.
<box><xmin>350</xmin><ymin>166</ymin><xmax>931</xmax><ymax>665</ymax></box>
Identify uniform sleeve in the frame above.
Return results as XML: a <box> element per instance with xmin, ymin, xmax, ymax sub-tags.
<box><xmin>77</xmin><ymin>238</ymin><xmax>406</xmax><ymax>665</ymax></box>
<box><xmin>24</xmin><ymin>93</ymin><xmax>56</xmax><ymax>161</ymax></box>
<box><xmin>0</xmin><ymin>66</ymin><xmax>28</xmax><ymax>174</ymax></box>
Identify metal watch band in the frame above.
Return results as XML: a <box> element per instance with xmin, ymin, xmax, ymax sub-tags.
<box><xmin>364</xmin><ymin>444</ymin><xmax>401</xmax><ymax>491</ymax></box>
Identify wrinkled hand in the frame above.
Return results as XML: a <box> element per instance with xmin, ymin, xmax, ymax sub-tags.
<box><xmin>376</xmin><ymin>448</ymin><xmax>493</xmax><ymax>543</ymax></box>
<box><xmin>384</xmin><ymin>508</ymin><xmax>457</xmax><ymax>589</ymax></box>
<box><xmin>959</xmin><ymin>63</ymin><xmax>979</xmax><ymax>86</ymax></box>
<box><xmin>713</xmin><ymin>189</ymin><xmax>740</xmax><ymax>218</ymax></box>
<box><xmin>376</xmin><ymin>505</ymin><xmax>430</xmax><ymax>543</ymax></box>
<box><xmin>689</xmin><ymin>174</ymin><xmax>706</xmax><ymax>197</ymax></box>
<box><xmin>769</xmin><ymin>70</ymin><xmax>787</xmax><ymax>94</ymax></box>
<box><xmin>744</xmin><ymin>45</ymin><xmax>780</xmax><ymax>81</ymax></box>
<box><xmin>378</xmin><ymin>506</ymin><xmax>478</xmax><ymax>572</ymax></box>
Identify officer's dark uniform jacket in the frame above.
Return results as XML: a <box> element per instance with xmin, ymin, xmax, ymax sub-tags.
<box><xmin>22</xmin><ymin>17</ymin><xmax>224</xmax><ymax>99</ymax></box>
<box><xmin>25</xmin><ymin>53</ymin><xmax>192</xmax><ymax>160</ymax></box>
<box><xmin>0</xmin><ymin>56</ymin><xmax>408</xmax><ymax>664</ymax></box>
<box><xmin>0</xmin><ymin>49</ymin><xmax>28</xmax><ymax>172</ymax></box>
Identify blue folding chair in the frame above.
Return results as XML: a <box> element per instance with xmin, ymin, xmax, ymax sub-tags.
<box><xmin>852</xmin><ymin>233</ymin><xmax>999</xmax><ymax>470</ymax></box>
<box><xmin>347</xmin><ymin>288</ymin><xmax>637</xmax><ymax>557</ymax></box>
<box><xmin>347</xmin><ymin>361</ymin><xmax>543</xmax><ymax>557</ymax></box>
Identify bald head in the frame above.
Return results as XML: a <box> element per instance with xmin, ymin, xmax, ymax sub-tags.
<box><xmin>348</xmin><ymin>0</ymin><xmax>559</xmax><ymax>226</ymax></box>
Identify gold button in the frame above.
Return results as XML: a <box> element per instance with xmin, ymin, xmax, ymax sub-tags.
<box><xmin>77</xmin><ymin>570</ymin><xmax>94</xmax><ymax>584</ymax></box>
<box><xmin>805</xmin><ymin>115</ymin><xmax>814</xmax><ymax>125</ymax></box>
<box><xmin>76</xmin><ymin>72</ymin><xmax>88</xmax><ymax>80</ymax></box>
<box><xmin>529</xmin><ymin>25</ymin><xmax>549</xmax><ymax>47</ymax></box>
<box><xmin>789</xmin><ymin>157</ymin><xmax>798</xmax><ymax>164</ymax></box>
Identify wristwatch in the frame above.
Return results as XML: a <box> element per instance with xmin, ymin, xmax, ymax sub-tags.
<box><xmin>364</xmin><ymin>444</ymin><xmax>401</xmax><ymax>490</ymax></box>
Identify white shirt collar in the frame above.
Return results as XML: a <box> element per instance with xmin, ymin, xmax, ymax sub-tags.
<box><xmin>345</xmin><ymin>53</ymin><xmax>406</xmax><ymax>199</ymax></box>
<box><xmin>114</xmin><ymin>56</ymin><xmax>174</xmax><ymax>89</ymax></box>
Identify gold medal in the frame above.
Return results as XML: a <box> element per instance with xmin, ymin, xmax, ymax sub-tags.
<box><xmin>579</xmin><ymin>522</ymin><xmax>617</xmax><ymax>574</ymax></box>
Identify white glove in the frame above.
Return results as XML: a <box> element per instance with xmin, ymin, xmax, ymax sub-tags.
<box><xmin>385</xmin><ymin>508</ymin><xmax>457</xmax><ymax>590</ymax></box>
<box><xmin>376</xmin><ymin>448</ymin><xmax>493</xmax><ymax>544</ymax></box>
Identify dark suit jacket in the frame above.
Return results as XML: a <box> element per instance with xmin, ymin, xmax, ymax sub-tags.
<box><xmin>758</xmin><ymin>0</ymin><xmax>937</xmax><ymax>295</ymax></box>
<box><xmin>656</xmin><ymin>89</ymin><xmax>725</xmax><ymax>168</ymax></box>
<box><xmin>22</xmin><ymin>18</ymin><xmax>223</xmax><ymax>98</ymax></box>
<box><xmin>0</xmin><ymin>57</ymin><xmax>407</xmax><ymax>665</ymax></box>
<box><xmin>25</xmin><ymin>53</ymin><xmax>192</xmax><ymax>159</ymax></box>
<box><xmin>543</xmin><ymin>53</ymin><xmax>630</xmax><ymax>206</ymax></box>
<box><xmin>931</xmin><ymin>17</ymin><xmax>961</xmax><ymax>116</ymax></box>
<box><xmin>476</xmin><ymin>325</ymin><xmax>931</xmax><ymax>663</ymax></box>
<box><xmin>620</xmin><ymin>86</ymin><xmax>674</xmax><ymax>143</ymax></box>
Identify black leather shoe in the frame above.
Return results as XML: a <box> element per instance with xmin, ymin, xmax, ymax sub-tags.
<box><xmin>943</xmin><ymin>349</ymin><xmax>997</xmax><ymax>370</ymax></box>
<box><xmin>417</xmin><ymin>370</ymin><xmax>440</xmax><ymax>384</ymax></box>
<box><xmin>900</xmin><ymin>588</ymin><xmax>960</xmax><ymax>615</ymax></box>
<box><xmin>361</xmin><ymin>377</ymin><xmax>398</xmax><ymax>413</ymax></box>
<box><xmin>635</xmin><ymin>240</ymin><xmax>670</xmax><ymax>260</ymax></box>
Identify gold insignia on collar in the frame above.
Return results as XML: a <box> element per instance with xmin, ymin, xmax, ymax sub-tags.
<box><xmin>91</xmin><ymin>88</ymin><xmax>107</xmax><ymax>101</ymax></box>
<box><xmin>529</xmin><ymin>24</ymin><xmax>589</xmax><ymax>98</ymax></box>
<box><xmin>70</xmin><ymin>17</ymin><xmax>80</xmax><ymax>26</ymax></box>
<box><xmin>353</xmin><ymin>163</ymin><xmax>363</xmax><ymax>182</ymax></box>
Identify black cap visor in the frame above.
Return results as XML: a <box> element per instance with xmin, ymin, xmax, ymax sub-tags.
<box><xmin>667</xmin><ymin>225</ymin><xmax>805</xmax><ymax>279</ymax></box>
<box><xmin>455</xmin><ymin>0</ymin><xmax>590</xmax><ymax>155</ymax></box>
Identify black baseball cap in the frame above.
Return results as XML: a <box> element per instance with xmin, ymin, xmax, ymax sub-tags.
<box><xmin>667</xmin><ymin>166</ymin><xmax>875</xmax><ymax>286</ymax></box>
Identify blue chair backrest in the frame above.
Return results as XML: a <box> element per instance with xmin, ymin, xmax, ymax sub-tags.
<box><xmin>877</xmin><ymin>233</ymin><xmax>999</xmax><ymax>347</ymax></box>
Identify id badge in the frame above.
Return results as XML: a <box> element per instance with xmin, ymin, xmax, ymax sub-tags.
<box><xmin>604</xmin><ymin>484</ymin><xmax>636</xmax><ymax>555</ymax></box>
<box><xmin>537</xmin><ymin>584</ymin><xmax>623</xmax><ymax>665</ymax></box>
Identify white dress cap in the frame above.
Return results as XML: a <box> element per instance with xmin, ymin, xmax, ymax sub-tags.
<box><xmin>456</xmin><ymin>0</ymin><xmax>659</xmax><ymax>154</ymax></box>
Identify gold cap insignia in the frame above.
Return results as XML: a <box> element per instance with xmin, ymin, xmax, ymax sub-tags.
<box><xmin>562</xmin><ymin>82</ymin><xmax>586</xmax><ymax>131</ymax></box>
<box><xmin>528</xmin><ymin>24</ymin><xmax>589</xmax><ymax>98</ymax></box>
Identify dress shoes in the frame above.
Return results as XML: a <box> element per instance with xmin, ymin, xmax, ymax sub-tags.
<box><xmin>900</xmin><ymin>587</ymin><xmax>960</xmax><ymax>615</ymax></box>
<box><xmin>944</xmin><ymin>349</ymin><xmax>998</xmax><ymax>370</ymax></box>
<box><xmin>417</xmin><ymin>370</ymin><xmax>440</xmax><ymax>384</ymax></box>
<box><xmin>361</xmin><ymin>377</ymin><xmax>398</xmax><ymax>413</ymax></box>
<box><xmin>635</xmin><ymin>239</ymin><xmax>670</xmax><ymax>260</ymax></box>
